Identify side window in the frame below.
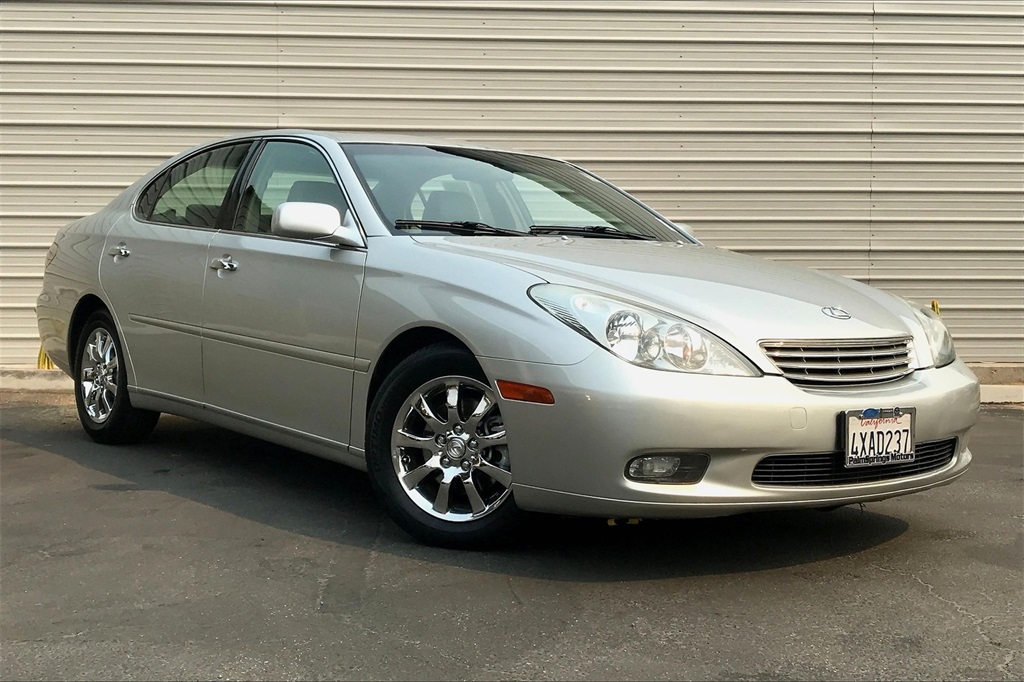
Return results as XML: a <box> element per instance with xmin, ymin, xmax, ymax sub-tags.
<box><xmin>233</xmin><ymin>141</ymin><xmax>348</xmax><ymax>234</ymax></box>
<box><xmin>137</xmin><ymin>143</ymin><xmax>251</xmax><ymax>228</ymax></box>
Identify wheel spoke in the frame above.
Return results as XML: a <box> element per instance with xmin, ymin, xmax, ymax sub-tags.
<box><xmin>94</xmin><ymin>332</ymin><xmax>106</xmax><ymax>360</ymax></box>
<box><xmin>99</xmin><ymin>389</ymin><xmax>114</xmax><ymax>416</ymax></box>
<box><xmin>463</xmin><ymin>475</ymin><xmax>486</xmax><ymax>514</ymax></box>
<box><xmin>444</xmin><ymin>380</ymin><xmax>460</xmax><ymax>426</ymax></box>
<box><xmin>86</xmin><ymin>334</ymin><xmax>101</xmax><ymax>364</ymax></box>
<box><xmin>463</xmin><ymin>394</ymin><xmax>493</xmax><ymax>435</ymax></box>
<box><xmin>413</xmin><ymin>396</ymin><xmax>446</xmax><ymax>433</ymax></box>
<box><xmin>88</xmin><ymin>385</ymin><xmax>102</xmax><ymax>411</ymax></box>
<box><xmin>433</xmin><ymin>477</ymin><xmax>453</xmax><ymax>514</ymax></box>
<box><xmin>107</xmin><ymin>382</ymin><xmax>117</xmax><ymax>397</ymax></box>
<box><xmin>402</xmin><ymin>459</ymin><xmax>440</xmax><ymax>489</ymax></box>
<box><xmin>101</xmin><ymin>333</ymin><xmax>114</xmax><ymax>363</ymax></box>
<box><xmin>477</xmin><ymin>460</ymin><xmax>512</xmax><ymax>488</ymax></box>
<box><xmin>395</xmin><ymin>429</ymin><xmax>433</xmax><ymax>450</ymax></box>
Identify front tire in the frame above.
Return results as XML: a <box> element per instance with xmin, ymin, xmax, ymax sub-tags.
<box><xmin>366</xmin><ymin>344</ymin><xmax>521</xmax><ymax>548</ymax></box>
<box><xmin>74</xmin><ymin>310</ymin><xmax>159</xmax><ymax>444</ymax></box>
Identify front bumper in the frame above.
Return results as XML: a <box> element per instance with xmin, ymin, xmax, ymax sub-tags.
<box><xmin>479</xmin><ymin>351</ymin><xmax>980</xmax><ymax>518</ymax></box>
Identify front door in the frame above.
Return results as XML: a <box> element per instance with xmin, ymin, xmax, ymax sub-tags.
<box><xmin>201</xmin><ymin>140</ymin><xmax>366</xmax><ymax>447</ymax></box>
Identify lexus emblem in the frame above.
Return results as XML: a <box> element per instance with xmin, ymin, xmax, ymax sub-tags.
<box><xmin>822</xmin><ymin>306</ymin><xmax>852</xmax><ymax>320</ymax></box>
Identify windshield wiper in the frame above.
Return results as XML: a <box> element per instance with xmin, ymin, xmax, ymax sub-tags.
<box><xmin>527</xmin><ymin>225</ymin><xmax>655</xmax><ymax>240</ymax></box>
<box><xmin>394</xmin><ymin>219</ymin><xmax>655</xmax><ymax>240</ymax></box>
<box><xmin>393</xmin><ymin>219</ymin><xmax>522</xmax><ymax>236</ymax></box>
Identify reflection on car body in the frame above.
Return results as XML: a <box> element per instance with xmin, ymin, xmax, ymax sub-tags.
<box><xmin>37</xmin><ymin>130</ymin><xmax>980</xmax><ymax>547</ymax></box>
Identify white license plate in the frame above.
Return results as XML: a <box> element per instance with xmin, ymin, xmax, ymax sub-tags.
<box><xmin>844</xmin><ymin>407</ymin><xmax>915</xmax><ymax>468</ymax></box>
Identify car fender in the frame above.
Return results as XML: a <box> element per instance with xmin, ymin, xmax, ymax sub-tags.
<box><xmin>349</xmin><ymin>236</ymin><xmax>599</xmax><ymax>452</ymax></box>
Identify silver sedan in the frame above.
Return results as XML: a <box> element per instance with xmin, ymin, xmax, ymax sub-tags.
<box><xmin>36</xmin><ymin>130</ymin><xmax>980</xmax><ymax>547</ymax></box>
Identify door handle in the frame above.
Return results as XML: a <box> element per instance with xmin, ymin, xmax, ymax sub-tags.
<box><xmin>108</xmin><ymin>243</ymin><xmax>130</xmax><ymax>258</ymax></box>
<box><xmin>210</xmin><ymin>256</ymin><xmax>238</xmax><ymax>272</ymax></box>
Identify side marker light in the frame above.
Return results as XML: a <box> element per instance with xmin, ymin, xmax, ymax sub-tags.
<box><xmin>495</xmin><ymin>380</ymin><xmax>555</xmax><ymax>405</ymax></box>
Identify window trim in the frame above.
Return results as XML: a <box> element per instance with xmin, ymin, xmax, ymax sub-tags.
<box><xmin>224</xmin><ymin>138</ymin><xmax>267</xmax><ymax>233</ymax></box>
<box><xmin>220</xmin><ymin>139</ymin><xmax>265</xmax><ymax>231</ymax></box>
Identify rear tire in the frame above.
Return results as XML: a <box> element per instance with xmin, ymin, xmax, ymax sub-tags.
<box><xmin>366</xmin><ymin>344</ymin><xmax>522</xmax><ymax>549</ymax></box>
<box><xmin>73</xmin><ymin>310</ymin><xmax>159</xmax><ymax>445</ymax></box>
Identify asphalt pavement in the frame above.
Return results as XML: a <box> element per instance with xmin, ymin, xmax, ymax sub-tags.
<box><xmin>1</xmin><ymin>391</ymin><xmax>1021</xmax><ymax>681</ymax></box>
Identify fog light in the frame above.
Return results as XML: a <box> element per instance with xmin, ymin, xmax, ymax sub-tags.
<box><xmin>629</xmin><ymin>455</ymin><xmax>680</xmax><ymax>478</ymax></box>
<box><xmin>625</xmin><ymin>453</ymin><xmax>710</xmax><ymax>484</ymax></box>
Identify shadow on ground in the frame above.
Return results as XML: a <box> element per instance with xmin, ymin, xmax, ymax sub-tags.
<box><xmin>3</xmin><ymin>405</ymin><xmax>910</xmax><ymax>582</ymax></box>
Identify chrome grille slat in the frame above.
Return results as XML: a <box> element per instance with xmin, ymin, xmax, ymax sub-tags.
<box><xmin>781</xmin><ymin>368</ymin><xmax>912</xmax><ymax>383</ymax></box>
<box><xmin>766</xmin><ymin>348</ymin><xmax>909</xmax><ymax>359</ymax></box>
<box><xmin>760</xmin><ymin>336</ymin><xmax>913</xmax><ymax>387</ymax></box>
<box><xmin>762</xmin><ymin>337</ymin><xmax>911</xmax><ymax>348</ymax></box>
<box><xmin>772</xmin><ymin>358</ymin><xmax>908</xmax><ymax>371</ymax></box>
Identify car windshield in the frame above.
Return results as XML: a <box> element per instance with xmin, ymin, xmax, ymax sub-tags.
<box><xmin>343</xmin><ymin>143</ymin><xmax>690</xmax><ymax>242</ymax></box>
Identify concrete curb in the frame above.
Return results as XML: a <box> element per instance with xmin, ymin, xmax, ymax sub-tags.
<box><xmin>980</xmin><ymin>385</ymin><xmax>1024</xmax><ymax>404</ymax></box>
<box><xmin>1</xmin><ymin>369</ymin><xmax>74</xmax><ymax>392</ymax></box>
<box><xmin>2</xmin><ymin>368</ymin><xmax>1021</xmax><ymax>404</ymax></box>
<box><xmin>970</xmin><ymin>363</ymin><xmax>1024</xmax><ymax>386</ymax></box>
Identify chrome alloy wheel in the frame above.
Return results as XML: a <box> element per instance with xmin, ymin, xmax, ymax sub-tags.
<box><xmin>391</xmin><ymin>376</ymin><xmax>511</xmax><ymax>522</ymax></box>
<box><xmin>79</xmin><ymin>327</ymin><xmax>119</xmax><ymax>423</ymax></box>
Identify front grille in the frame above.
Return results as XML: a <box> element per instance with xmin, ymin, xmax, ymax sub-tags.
<box><xmin>751</xmin><ymin>438</ymin><xmax>957</xmax><ymax>487</ymax></box>
<box><xmin>760</xmin><ymin>337</ymin><xmax>913</xmax><ymax>387</ymax></box>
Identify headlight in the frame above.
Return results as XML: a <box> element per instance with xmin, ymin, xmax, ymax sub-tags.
<box><xmin>529</xmin><ymin>284</ymin><xmax>758</xmax><ymax>376</ymax></box>
<box><xmin>910</xmin><ymin>301</ymin><xmax>956</xmax><ymax>368</ymax></box>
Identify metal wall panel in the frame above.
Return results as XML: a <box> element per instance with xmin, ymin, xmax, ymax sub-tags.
<box><xmin>1</xmin><ymin>0</ymin><xmax>1021</xmax><ymax>367</ymax></box>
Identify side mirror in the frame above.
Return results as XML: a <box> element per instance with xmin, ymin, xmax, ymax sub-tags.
<box><xmin>271</xmin><ymin>202</ymin><xmax>363</xmax><ymax>248</ymax></box>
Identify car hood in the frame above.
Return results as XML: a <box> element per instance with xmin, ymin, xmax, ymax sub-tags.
<box><xmin>409</xmin><ymin>236</ymin><xmax>930</xmax><ymax>371</ymax></box>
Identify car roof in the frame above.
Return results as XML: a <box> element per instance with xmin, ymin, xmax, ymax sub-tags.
<box><xmin>212</xmin><ymin>128</ymin><xmax>498</xmax><ymax>151</ymax></box>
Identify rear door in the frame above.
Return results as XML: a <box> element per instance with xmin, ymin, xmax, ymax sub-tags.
<box><xmin>100</xmin><ymin>141</ymin><xmax>253</xmax><ymax>403</ymax></box>
<box><xmin>201</xmin><ymin>139</ymin><xmax>366</xmax><ymax>447</ymax></box>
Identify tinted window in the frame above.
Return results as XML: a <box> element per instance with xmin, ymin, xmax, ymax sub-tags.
<box><xmin>233</xmin><ymin>141</ymin><xmax>347</xmax><ymax>234</ymax></box>
<box><xmin>137</xmin><ymin>143</ymin><xmax>251</xmax><ymax>228</ymax></box>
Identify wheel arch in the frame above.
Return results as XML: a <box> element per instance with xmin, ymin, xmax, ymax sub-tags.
<box><xmin>365</xmin><ymin>326</ymin><xmax>480</xmax><ymax>424</ymax></box>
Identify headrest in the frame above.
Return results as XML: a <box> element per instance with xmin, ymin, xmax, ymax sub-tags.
<box><xmin>422</xmin><ymin>190</ymin><xmax>479</xmax><ymax>223</ymax></box>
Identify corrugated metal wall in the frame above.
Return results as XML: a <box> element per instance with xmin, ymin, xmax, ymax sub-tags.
<box><xmin>2</xmin><ymin>0</ymin><xmax>1022</xmax><ymax>367</ymax></box>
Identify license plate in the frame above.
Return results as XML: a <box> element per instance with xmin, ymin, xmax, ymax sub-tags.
<box><xmin>844</xmin><ymin>407</ymin><xmax>915</xmax><ymax>468</ymax></box>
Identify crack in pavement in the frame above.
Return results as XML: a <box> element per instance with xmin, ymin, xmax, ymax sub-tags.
<box><xmin>507</xmin><ymin>577</ymin><xmax>523</xmax><ymax>606</ymax></box>
<box><xmin>997</xmin><ymin>649</ymin><xmax>1020</xmax><ymax>677</ymax></box>
<box><xmin>875</xmin><ymin>564</ymin><xmax>1020</xmax><ymax>677</ymax></box>
<box><xmin>315</xmin><ymin>559</ymin><xmax>336</xmax><ymax>613</ymax></box>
